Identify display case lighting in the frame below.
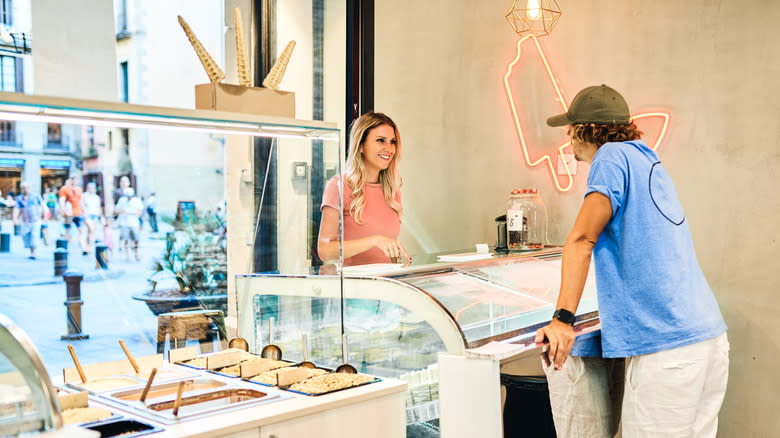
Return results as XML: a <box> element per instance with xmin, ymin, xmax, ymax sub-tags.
<box><xmin>0</xmin><ymin>92</ymin><xmax>340</xmax><ymax>141</ymax></box>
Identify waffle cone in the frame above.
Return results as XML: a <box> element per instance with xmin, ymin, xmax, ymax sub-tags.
<box><xmin>178</xmin><ymin>15</ymin><xmax>225</xmax><ymax>84</ymax></box>
<box><xmin>234</xmin><ymin>8</ymin><xmax>252</xmax><ymax>86</ymax></box>
<box><xmin>262</xmin><ymin>40</ymin><xmax>296</xmax><ymax>90</ymax></box>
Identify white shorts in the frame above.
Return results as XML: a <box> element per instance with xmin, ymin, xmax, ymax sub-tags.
<box><xmin>20</xmin><ymin>222</ymin><xmax>41</xmax><ymax>249</ymax></box>
<box><xmin>622</xmin><ymin>332</ymin><xmax>729</xmax><ymax>437</ymax></box>
<box><xmin>544</xmin><ymin>333</ymin><xmax>729</xmax><ymax>438</ymax></box>
<box><xmin>544</xmin><ymin>355</ymin><xmax>624</xmax><ymax>438</ymax></box>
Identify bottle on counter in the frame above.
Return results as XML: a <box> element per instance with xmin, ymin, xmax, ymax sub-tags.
<box><xmin>506</xmin><ymin>188</ymin><xmax>546</xmax><ymax>250</ymax></box>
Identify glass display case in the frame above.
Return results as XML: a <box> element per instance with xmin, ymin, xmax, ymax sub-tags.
<box><xmin>236</xmin><ymin>248</ymin><xmax>599</xmax><ymax>426</ymax></box>
<box><xmin>0</xmin><ymin>313</ymin><xmax>62</xmax><ymax>436</ymax></box>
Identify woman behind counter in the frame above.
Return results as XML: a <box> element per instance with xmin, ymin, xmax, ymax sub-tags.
<box><xmin>318</xmin><ymin>112</ymin><xmax>411</xmax><ymax>266</ymax></box>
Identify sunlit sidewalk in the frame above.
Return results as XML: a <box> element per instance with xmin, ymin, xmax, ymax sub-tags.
<box><xmin>0</xmin><ymin>224</ymin><xmax>176</xmax><ymax>376</ymax></box>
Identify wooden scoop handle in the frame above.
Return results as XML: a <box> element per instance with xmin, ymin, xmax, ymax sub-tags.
<box><xmin>67</xmin><ymin>344</ymin><xmax>87</xmax><ymax>384</ymax></box>
<box><xmin>139</xmin><ymin>368</ymin><xmax>157</xmax><ymax>404</ymax></box>
<box><xmin>172</xmin><ymin>380</ymin><xmax>190</xmax><ymax>416</ymax></box>
<box><xmin>118</xmin><ymin>339</ymin><xmax>140</xmax><ymax>374</ymax></box>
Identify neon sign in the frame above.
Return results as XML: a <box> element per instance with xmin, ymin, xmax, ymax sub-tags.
<box><xmin>503</xmin><ymin>35</ymin><xmax>671</xmax><ymax>192</ymax></box>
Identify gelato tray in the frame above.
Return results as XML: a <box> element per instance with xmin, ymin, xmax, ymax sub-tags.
<box><xmin>82</xmin><ymin>417</ymin><xmax>162</xmax><ymax>438</ymax></box>
<box><xmin>67</xmin><ymin>376</ymin><xmax>146</xmax><ymax>394</ymax></box>
<box><xmin>95</xmin><ymin>377</ymin><xmax>289</xmax><ymax>424</ymax></box>
<box><xmin>107</xmin><ymin>378</ymin><xmax>226</xmax><ymax>402</ymax></box>
<box><xmin>210</xmin><ymin>358</ymin><xmax>294</xmax><ymax>378</ymax></box>
<box><xmin>145</xmin><ymin>388</ymin><xmax>275</xmax><ymax>420</ymax></box>
<box><xmin>247</xmin><ymin>366</ymin><xmax>328</xmax><ymax>387</ymax></box>
<box><xmin>246</xmin><ymin>371</ymin><xmax>380</xmax><ymax>397</ymax></box>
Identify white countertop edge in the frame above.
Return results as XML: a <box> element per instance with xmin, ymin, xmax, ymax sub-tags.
<box><xmin>98</xmin><ymin>379</ymin><xmax>407</xmax><ymax>437</ymax></box>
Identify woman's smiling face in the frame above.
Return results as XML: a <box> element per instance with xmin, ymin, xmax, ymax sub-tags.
<box><xmin>360</xmin><ymin>123</ymin><xmax>397</xmax><ymax>180</ymax></box>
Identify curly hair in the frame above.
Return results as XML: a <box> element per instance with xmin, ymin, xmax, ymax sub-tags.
<box><xmin>571</xmin><ymin>122</ymin><xmax>643</xmax><ymax>146</ymax></box>
<box><xmin>345</xmin><ymin>112</ymin><xmax>403</xmax><ymax>224</ymax></box>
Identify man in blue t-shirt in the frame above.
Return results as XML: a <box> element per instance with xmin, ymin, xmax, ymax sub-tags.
<box><xmin>535</xmin><ymin>85</ymin><xmax>728</xmax><ymax>437</ymax></box>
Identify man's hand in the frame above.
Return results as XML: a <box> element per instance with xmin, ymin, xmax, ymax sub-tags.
<box><xmin>535</xmin><ymin>319</ymin><xmax>576</xmax><ymax>370</ymax></box>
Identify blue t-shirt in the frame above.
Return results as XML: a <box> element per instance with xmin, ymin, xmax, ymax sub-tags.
<box><xmin>15</xmin><ymin>193</ymin><xmax>43</xmax><ymax>224</ymax></box>
<box><xmin>585</xmin><ymin>140</ymin><xmax>726</xmax><ymax>358</ymax></box>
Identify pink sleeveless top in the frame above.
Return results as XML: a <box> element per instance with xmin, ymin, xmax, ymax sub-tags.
<box><xmin>321</xmin><ymin>175</ymin><xmax>401</xmax><ymax>266</ymax></box>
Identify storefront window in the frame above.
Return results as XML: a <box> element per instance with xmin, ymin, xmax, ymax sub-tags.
<box><xmin>0</xmin><ymin>55</ymin><xmax>17</xmax><ymax>92</ymax></box>
<box><xmin>0</xmin><ymin>120</ymin><xmax>15</xmax><ymax>144</ymax></box>
<box><xmin>0</xmin><ymin>1</ymin><xmax>238</xmax><ymax>375</ymax></box>
<box><xmin>46</xmin><ymin>124</ymin><xmax>61</xmax><ymax>145</ymax></box>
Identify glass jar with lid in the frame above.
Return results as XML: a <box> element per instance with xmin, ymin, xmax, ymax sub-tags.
<box><xmin>505</xmin><ymin>188</ymin><xmax>546</xmax><ymax>251</ymax></box>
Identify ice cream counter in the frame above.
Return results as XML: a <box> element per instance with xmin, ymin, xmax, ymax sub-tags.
<box><xmin>0</xmin><ymin>312</ymin><xmax>406</xmax><ymax>438</ymax></box>
<box><xmin>235</xmin><ymin>247</ymin><xmax>601</xmax><ymax>429</ymax></box>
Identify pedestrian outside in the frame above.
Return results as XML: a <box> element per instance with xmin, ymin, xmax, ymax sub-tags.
<box><xmin>115</xmin><ymin>187</ymin><xmax>143</xmax><ymax>261</ymax></box>
<box><xmin>83</xmin><ymin>182</ymin><xmax>104</xmax><ymax>256</ymax></box>
<box><xmin>12</xmin><ymin>182</ymin><xmax>47</xmax><ymax>259</ymax></box>
<box><xmin>146</xmin><ymin>192</ymin><xmax>158</xmax><ymax>233</ymax></box>
<box><xmin>59</xmin><ymin>176</ymin><xmax>87</xmax><ymax>254</ymax></box>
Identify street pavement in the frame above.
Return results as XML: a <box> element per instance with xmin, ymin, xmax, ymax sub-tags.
<box><xmin>0</xmin><ymin>220</ymin><xmax>184</xmax><ymax>377</ymax></box>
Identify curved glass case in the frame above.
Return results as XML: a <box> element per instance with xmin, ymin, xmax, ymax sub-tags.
<box><xmin>0</xmin><ymin>314</ymin><xmax>62</xmax><ymax>436</ymax></box>
<box><xmin>235</xmin><ymin>248</ymin><xmax>599</xmax><ymax>424</ymax></box>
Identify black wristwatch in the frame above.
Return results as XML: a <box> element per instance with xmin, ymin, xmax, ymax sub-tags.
<box><xmin>553</xmin><ymin>308</ymin><xmax>576</xmax><ymax>326</ymax></box>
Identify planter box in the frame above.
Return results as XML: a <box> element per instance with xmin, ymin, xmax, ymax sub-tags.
<box><xmin>132</xmin><ymin>290</ymin><xmax>228</xmax><ymax>316</ymax></box>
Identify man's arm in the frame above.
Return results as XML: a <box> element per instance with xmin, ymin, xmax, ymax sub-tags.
<box><xmin>535</xmin><ymin>192</ymin><xmax>612</xmax><ymax>369</ymax></box>
<box><xmin>58</xmin><ymin>188</ymin><xmax>68</xmax><ymax>215</ymax></box>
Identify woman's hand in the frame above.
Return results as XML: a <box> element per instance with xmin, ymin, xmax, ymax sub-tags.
<box><xmin>372</xmin><ymin>236</ymin><xmax>412</xmax><ymax>264</ymax></box>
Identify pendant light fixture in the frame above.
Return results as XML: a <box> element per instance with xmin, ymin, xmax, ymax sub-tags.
<box><xmin>505</xmin><ymin>0</ymin><xmax>562</xmax><ymax>37</ymax></box>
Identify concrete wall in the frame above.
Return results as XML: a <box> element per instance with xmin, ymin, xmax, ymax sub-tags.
<box><xmin>375</xmin><ymin>0</ymin><xmax>780</xmax><ymax>435</ymax></box>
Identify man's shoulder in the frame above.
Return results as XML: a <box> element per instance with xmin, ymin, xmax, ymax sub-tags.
<box><xmin>595</xmin><ymin>141</ymin><xmax>652</xmax><ymax>165</ymax></box>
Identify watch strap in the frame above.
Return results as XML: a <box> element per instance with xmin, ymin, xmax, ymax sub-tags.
<box><xmin>553</xmin><ymin>308</ymin><xmax>576</xmax><ymax>326</ymax></box>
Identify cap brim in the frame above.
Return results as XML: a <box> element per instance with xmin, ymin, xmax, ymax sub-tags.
<box><xmin>546</xmin><ymin>113</ymin><xmax>572</xmax><ymax>127</ymax></box>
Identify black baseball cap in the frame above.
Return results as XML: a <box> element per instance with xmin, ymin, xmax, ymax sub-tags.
<box><xmin>546</xmin><ymin>84</ymin><xmax>631</xmax><ymax>127</ymax></box>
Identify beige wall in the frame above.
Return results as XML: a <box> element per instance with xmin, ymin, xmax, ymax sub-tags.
<box><xmin>376</xmin><ymin>0</ymin><xmax>780</xmax><ymax>435</ymax></box>
<box><xmin>31</xmin><ymin>0</ymin><xmax>118</xmax><ymax>100</ymax></box>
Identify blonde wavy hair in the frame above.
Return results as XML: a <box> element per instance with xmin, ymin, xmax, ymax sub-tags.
<box><xmin>345</xmin><ymin>112</ymin><xmax>403</xmax><ymax>224</ymax></box>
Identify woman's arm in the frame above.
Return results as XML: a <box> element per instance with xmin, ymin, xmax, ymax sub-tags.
<box><xmin>317</xmin><ymin>206</ymin><xmax>410</xmax><ymax>263</ymax></box>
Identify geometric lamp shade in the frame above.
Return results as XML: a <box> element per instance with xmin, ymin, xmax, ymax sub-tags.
<box><xmin>505</xmin><ymin>0</ymin><xmax>562</xmax><ymax>37</ymax></box>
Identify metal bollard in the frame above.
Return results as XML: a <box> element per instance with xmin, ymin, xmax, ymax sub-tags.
<box><xmin>56</xmin><ymin>238</ymin><xmax>68</xmax><ymax>250</ymax></box>
<box><xmin>54</xmin><ymin>248</ymin><xmax>68</xmax><ymax>276</ymax></box>
<box><xmin>95</xmin><ymin>244</ymin><xmax>109</xmax><ymax>269</ymax></box>
<box><xmin>61</xmin><ymin>271</ymin><xmax>89</xmax><ymax>340</ymax></box>
<box><xmin>0</xmin><ymin>232</ymin><xmax>9</xmax><ymax>253</ymax></box>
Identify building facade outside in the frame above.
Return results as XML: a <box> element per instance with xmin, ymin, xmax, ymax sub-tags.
<box><xmin>0</xmin><ymin>0</ymin><xmax>82</xmax><ymax>199</ymax></box>
<box><xmin>2</xmin><ymin>0</ymin><xmax>226</xmax><ymax>216</ymax></box>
